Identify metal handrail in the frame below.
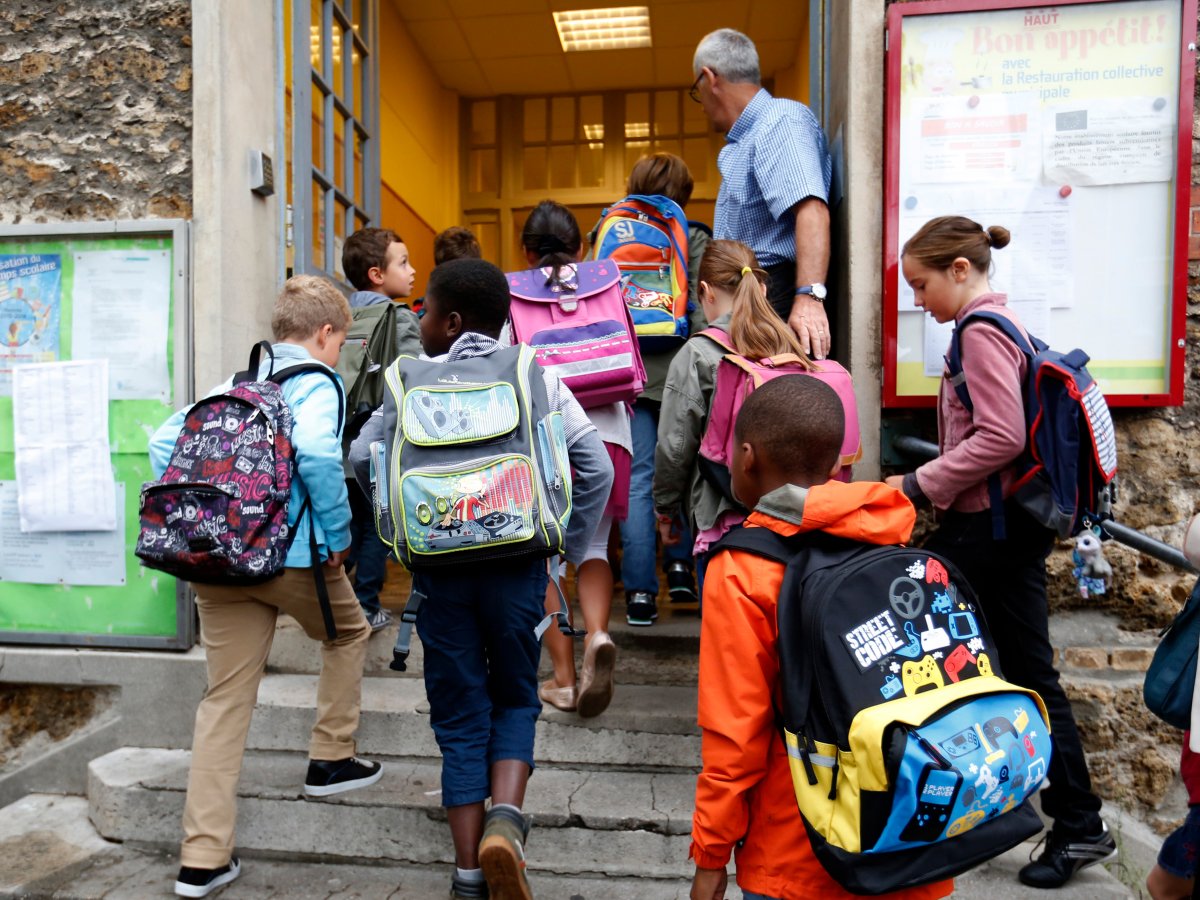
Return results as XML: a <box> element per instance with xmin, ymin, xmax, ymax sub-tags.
<box><xmin>888</xmin><ymin>436</ymin><xmax>1197</xmax><ymax>574</ymax></box>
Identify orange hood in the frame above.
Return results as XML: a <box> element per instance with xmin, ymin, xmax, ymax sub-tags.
<box><xmin>746</xmin><ymin>481</ymin><xmax>916</xmax><ymax>546</ymax></box>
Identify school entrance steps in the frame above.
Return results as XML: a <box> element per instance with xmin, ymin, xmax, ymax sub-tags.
<box><xmin>0</xmin><ymin>592</ymin><xmax>1150</xmax><ymax>897</ymax></box>
<box><xmin>0</xmin><ymin>793</ymin><xmax>1135</xmax><ymax>898</ymax></box>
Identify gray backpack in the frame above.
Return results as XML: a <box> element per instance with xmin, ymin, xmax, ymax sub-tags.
<box><xmin>368</xmin><ymin>343</ymin><xmax>572</xmax><ymax>571</ymax></box>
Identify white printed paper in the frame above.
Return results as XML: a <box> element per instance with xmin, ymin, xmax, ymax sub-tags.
<box><xmin>899</xmin><ymin>185</ymin><xmax>1074</xmax><ymax>311</ymax></box>
<box><xmin>1043</xmin><ymin>98</ymin><xmax>1175</xmax><ymax>186</ymax></box>
<box><xmin>0</xmin><ymin>481</ymin><xmax>126</xmax><ymax>585</ymax></box>
<box><xmin>71</xmin><ymin>249</ymin><xmax>171</xmax><ymax>400</ymax></box>
<box><xmin>913</xmin><ymin>93</ymin><xmax>1040</xmax><ymax>185</ymax></box>
<box><xmin>919</xmin><ymin>300</ymin><xmax>1051</xmax><ymax>378</ymax></box>
<box><xmin>12</xmin><ymin>359</ymin><xmax>116</xmax><ymax>532</ymax></box>
<box><xmin>922</xmin><ymin>318</ymin><xmax>955</xmax><ymax>377</ymax></box>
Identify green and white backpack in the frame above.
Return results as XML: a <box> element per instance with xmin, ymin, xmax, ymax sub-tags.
<box><xmin>368</xmin><ymin>343</ymin><xmax>572</xmax><ymax>571</ymax></box>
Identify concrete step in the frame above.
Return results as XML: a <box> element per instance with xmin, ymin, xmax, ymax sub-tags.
<box><xmin>248</xmin><ymin>673</ymin><xmax>700</xmax><ymax>771</ymax></box>
<box><xmin>1</xmin><ymin>793</ymin><xmax>1135</xmax><ymax>899</ymax></box>
<box><xmin>88</xmin><ymin>747</ymin><xmax>698</xmax><ymax>879</ymax></box>
<box><xmin>1</xmin><ymin>793</ymin><xmax>718</xmax><ymax>898</ymax></box>
<box><xmin>954</xmin><ymin>838</ymin><xmax>1134</xmax><ymax>898</ymax></box>
<box><xmin>267</xmin><ymin>608</ymin><xmax>701</xmax><ymax>685</ymax></box>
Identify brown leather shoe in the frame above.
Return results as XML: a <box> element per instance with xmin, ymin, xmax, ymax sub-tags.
<box><xmin>576</xmin><ymin>631</ymin><xmax>616</xmax><ymax>718</ymax></box>
<box><xmin>537</xmin><ymin>678</ymin><xmax>576</xmax><ymax>712</ymax></box>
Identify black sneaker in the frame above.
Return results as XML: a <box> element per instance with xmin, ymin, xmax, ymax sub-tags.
<box><xmin>626</xmin><ymin>591</ymin><xmax>658</xmax><ymax>626</ymax></box>
<box><xmin>1018</xmin><ymin>821</ymin><xmax>1118</xmax><ymax>888</ymax></box>
<box><xmin>665</xmin><ymin>561</ymin><xmax>698</xmax><ymax>604</ymax></box>
<box><xmin>304</xmin><ymin>756</ymin><xmax>383</xmax><ymax>797</ymax></box>
<box><xmin>174</xmin><ymin>856</ymin><xmax>241</xmax><ymax>897</ymax></box>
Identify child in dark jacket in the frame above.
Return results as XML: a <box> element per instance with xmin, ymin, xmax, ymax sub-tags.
<box><xmin>340</xmin><ymin>227</ymin><xmax>422</xmax><ymax>631</ymax></box>
<box><xmin>350</xmin><ymin>259</ymin><xmax>612</xmax><ymax>900</ymax></box>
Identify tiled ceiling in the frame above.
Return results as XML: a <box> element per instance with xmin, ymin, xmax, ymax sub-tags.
<box><xmin>388</xmin><ymin>0</ymin><xmax>808</xmax><ymax>97</ymax></box>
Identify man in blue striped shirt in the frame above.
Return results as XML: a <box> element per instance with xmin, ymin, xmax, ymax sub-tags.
<box><xmin>692</xmin><ymin>29</ymin><xmax>834</xmax><ymax>360</ymax></box>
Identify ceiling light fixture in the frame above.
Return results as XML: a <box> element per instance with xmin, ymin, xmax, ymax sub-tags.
<box><xmin>553</xmin><ymin>6</ymin><xmax>652</xmax><ymax>53</ymax></box>
<box><xmin>624</xmin><ymin>122</ymin><xmax>649</xmax><ymax>139</ymax></box>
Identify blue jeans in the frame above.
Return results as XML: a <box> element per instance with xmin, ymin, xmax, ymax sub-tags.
<box><xmin>413</xmin><ymin>560</ymin><xmax>548</xmax><ymax>807</ymax></box>
<box><xmin>346</xmin><ymin>478</ymin><xmax>388</xmax><ymax>615</ymax></box>
<box><xmin>1158</xmin><ymin>805</ymin><xmax>1200</xmax><ymax>878</ymax></box>
<box><xmin>742</xmin><ymin>893</ymin><xmax>781</xmax><ymax>900</ymax></box>
<box><xmin>619</xmin><ymin>400</ymin><xmax>692</xmax><ymax>595</ymax></box>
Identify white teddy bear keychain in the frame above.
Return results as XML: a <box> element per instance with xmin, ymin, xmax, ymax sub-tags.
<box><xmin>1071</xmin><ymin>529</ymin><xmax>1112</xmax><ymax>599</ymax></box>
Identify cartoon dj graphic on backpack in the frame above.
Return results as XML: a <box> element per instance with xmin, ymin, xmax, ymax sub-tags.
<box><xmin>446</xmin><ymin>472</ymin><xmax>487</xmax><ymax>525</ymax></box>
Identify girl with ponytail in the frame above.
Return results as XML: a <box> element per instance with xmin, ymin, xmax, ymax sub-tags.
<box><xmin>887</xmin><ymin>216</ymin><xmax>1110</xmax><ymax>885</ymax></box>
<box><xmin>514</xmin><ymin>200</ymin><xmax>632</xmax><ymax>720</ymax></box>
<box><xmin>653</xmin><ymin>239</ymin><xmax>859</xmax><ymax>588</ymax></box>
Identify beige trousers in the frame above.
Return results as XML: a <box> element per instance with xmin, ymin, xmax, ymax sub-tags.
<box><xmin>179</xmin><ymin>566</ymin><xmax>370</xmax><ymax>868</ymax></box>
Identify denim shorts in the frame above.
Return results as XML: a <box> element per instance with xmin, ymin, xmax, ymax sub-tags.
<box><xmin>1158</xmin><ymin>805</ymin><xmax>1200</xmax><ymax>878</ymax></box>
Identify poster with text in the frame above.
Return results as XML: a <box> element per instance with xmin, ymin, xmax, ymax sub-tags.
<box><xmin>893</xmin><ymin>0</ymin><xmax>1183</xmax><ymax>398</ymax></box>
<box><xmin>0</xmin><ymin>254</ymin><xmax>62</xmax><ymax>395</ymax></box>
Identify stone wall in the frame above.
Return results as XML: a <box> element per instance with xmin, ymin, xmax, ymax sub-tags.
<box><xmin>0</xmin><ymin>1</ymin><xmax>192</xmax><ymax>224</ymax></box>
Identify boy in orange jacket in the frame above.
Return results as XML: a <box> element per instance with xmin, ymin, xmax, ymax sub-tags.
<box><xmin>689</xmin><ymin>376</ymin><xmax>953</xmax><ymax>900</ymax></box>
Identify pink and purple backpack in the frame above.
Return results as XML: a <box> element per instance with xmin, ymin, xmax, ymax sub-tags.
<box><xmin>507</xmin><ymin>260</ymin><xmax>645</xmax><ymax>408</ymax></box>
<box><xmin>136</xmin><ymin>342</ymin><xmax>343</xmax><ymax>587</ymax></box>
<box><xmin>697</xmin><ymin>327</ymin><xmax>862</xmax><ymax>502</ymax></box>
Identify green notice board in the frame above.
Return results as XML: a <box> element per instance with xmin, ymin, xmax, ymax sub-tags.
<box><xmin>0</xmin><ymin>221</ymin><xmax>193</xmax><ymax>648</ymax></box>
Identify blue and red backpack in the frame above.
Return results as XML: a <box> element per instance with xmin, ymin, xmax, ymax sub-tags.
<box><xmin>589</xmin><ymin>193</ymin><xmax>691</xmax><ymax>351</ymax></box>
<box><xmin>946</xmin><ymin>311</ymin><xmax>1117</xmax><ymax>539</ymax></box>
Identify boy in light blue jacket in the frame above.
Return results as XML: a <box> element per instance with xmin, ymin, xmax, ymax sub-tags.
<box><xmin>149</xmin><ymin>275</ymin><xmax>380</xmax><ymax>899</ymax></box>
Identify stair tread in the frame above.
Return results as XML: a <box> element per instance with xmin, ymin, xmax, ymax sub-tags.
<box><xmin>0</xmin><ymin>794</ymin><xmax>714</xmax><ymax>898</ymax></box>
<box><xmin>91</xmin><ymin>747</ymin><xmax>698</xmax><ymax>834</ymax></box>
<box><xmin>258</xmin><ymin>671</ymin><xmax>699</xmax><ymax>733</ymax></box>
<box><xmin>5</xmin><ymin>793</ymin><xmax>1135</xmax><ymax>898</ymax></box>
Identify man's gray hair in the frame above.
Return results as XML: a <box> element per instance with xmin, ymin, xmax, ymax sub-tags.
<box><xmin>692</xmin><ymin>28</ymin><xmax>761</xmax><ymax>85</ymax></box>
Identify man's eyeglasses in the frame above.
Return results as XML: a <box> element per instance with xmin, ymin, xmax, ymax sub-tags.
<box><xmin>688</xmin><ymin>70</ymin><xmax>706</xmax><ymax>103</ymax></box>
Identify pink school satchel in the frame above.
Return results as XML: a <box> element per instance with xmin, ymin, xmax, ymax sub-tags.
<box><xmin>697</xmin><ymin>328</ymin><xmax>862</xmax><ymax>501</ymax></box>
<box><xmin>507</xmin><ymin>260</ymin><xmax>646</xmax><ymax>408</ymax></box>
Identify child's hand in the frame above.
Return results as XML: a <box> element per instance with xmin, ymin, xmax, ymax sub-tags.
<box><xmin>325</xmin><ymin>547</ymin><xmax>350</xmax><ymax>570</ymax></box>
<box><xmin>884</xmin><ymin>475</ymin><xmax>905</xmax><ymax>490</ymax></box>
<box><xmin>690</xmin><ymin>866</ymin><xmax>727</xmax><ymax>899</ymax></box>
<box><xmin>657</xmin><ymin>514</ymin><xmax>681</xmax><ymax>547</ymax></box>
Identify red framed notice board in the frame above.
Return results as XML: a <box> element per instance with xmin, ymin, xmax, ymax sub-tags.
<box><xmin>883</xmin><ymin>0</ymin><xmax>1197</xmax><ymax>407</ymax></box>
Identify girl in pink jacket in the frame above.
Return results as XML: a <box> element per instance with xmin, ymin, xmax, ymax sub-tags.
<box><xmin>887</xmin><ymin>215</ymin><xmax>1112</xmax><ymax>891</ymax></box>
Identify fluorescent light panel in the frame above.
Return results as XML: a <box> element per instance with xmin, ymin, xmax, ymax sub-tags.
<box><xmin>553</xmin><ymin>6</ymin><xmax>652</xmax><ymax>52</ymax></box>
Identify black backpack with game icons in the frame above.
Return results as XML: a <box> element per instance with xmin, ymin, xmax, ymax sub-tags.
<box><xmin>712</xmin><ymin>527</ymin><xmax>1053</xmax><ymax>895</ymax></box>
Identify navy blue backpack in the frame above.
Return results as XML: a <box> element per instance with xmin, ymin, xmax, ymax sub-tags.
<box><xmin>946</xmin><ymin>311</ymin><xmax>1118</xmax><ymax>539</ymax></box>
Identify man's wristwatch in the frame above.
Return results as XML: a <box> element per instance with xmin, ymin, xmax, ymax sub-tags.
<box><xmin>794</xmin><ymin>283</ymin><xmax>827</xmax><ymax>301</ymax></box>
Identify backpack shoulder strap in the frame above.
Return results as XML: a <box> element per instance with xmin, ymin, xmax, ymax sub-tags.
<box><xmin>946</xmin><ymin>310</ymin><xmax>1037</xmax><ymax>414</ymax></box>
<box><xmin>272</xmin><ymin>363</ymin><xmax>346</xmax><ymax>433</ymax></box>
<box><xmin>710</xmin><ymin>524</ymin><xmax>798</xmax><ymax>564</ymax></box>
<box><xmin>697</xmin><ymin>327</ymin><xmax>735</xmax><ymax>354</ymax></box>
<box><xmin>234</xmin><ymin>340</ymin><xmax>275</xmax><ymax>385</ymax></box>
<box><xmin>267</xmin><ymin>367</ymin><xmax>343</xmax><ymax>641</ymax></box>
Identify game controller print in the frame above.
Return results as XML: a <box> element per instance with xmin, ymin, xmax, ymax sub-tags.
<box><xmin>901</xmin><ymin>654</ymin><xmax>945</xmax><ymax>696</ymax></box>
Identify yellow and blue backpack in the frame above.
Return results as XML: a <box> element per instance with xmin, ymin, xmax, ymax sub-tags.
<box><xmin>713</xmin><ymin>527</ymin><xmax>1054</xmax><ymax>894</ymax></box>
